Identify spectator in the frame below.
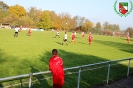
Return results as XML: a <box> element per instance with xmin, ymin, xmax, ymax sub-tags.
<box><xmin>49</xmin><ymin>49</ymin><xmax>64</xmax><ymax>88</ymax></box>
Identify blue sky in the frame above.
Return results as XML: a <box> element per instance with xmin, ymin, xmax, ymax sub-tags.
<box><xmin>2</xmin><ymin>0</ymin><xmax>133</xmax><ymax>30</ymax></box>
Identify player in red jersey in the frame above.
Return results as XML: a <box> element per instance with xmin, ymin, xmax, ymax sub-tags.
<box><xmin>71</xmin><ymin>32</ymin><xmax>75</xmax><ymax>43</ymax></box>
<box><xmin>88</xmin><ymin>32</ymin><xmax>93</xmax><ymax>46</ymax></box>
<box><xmin>49</xmin><ymin>49</ymin><xmax>64</xmax><ymax>88</ymax></box>
<box><xmin>27</xmin><ymin>28</ymin><xmax>31</xmax><ymax>36</ymax></box>
<box><xmin>127</xmin><ymin>36</ymin><xmax>130</xmax><ymax>43</ymax></box>
<box><xmin>82</xmin><ymin>32</ymin><xmax>85</xmax><ymax>40</ymax></box>
<box><xmin>19</xmin><ymin>26</ymin><xmax>22</xmax><ymax>32</ymax></box>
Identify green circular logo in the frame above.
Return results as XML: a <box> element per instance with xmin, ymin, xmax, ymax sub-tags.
<box><xmin>114</xmin><ymin>0</ymin><xmax>133</xmax><ymax>17</ymax></box>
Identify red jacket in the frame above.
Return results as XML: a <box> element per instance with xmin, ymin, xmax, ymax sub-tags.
<box><xmin>49</xmin><ymin>55</ymin><xmax>64</xmax><ymax>85</ymax></box>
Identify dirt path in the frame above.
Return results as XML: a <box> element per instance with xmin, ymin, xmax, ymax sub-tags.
<box><xmin>95</xmin><ymin>76</ymin><xmax>133</xmax><ymax>88</ymax></box>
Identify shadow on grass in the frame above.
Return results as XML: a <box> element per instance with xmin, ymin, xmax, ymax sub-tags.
<box><xmin>0</xmin><ymin>49</ymin><xmax>8</xmax><ymax>63</ymax></box>
<box><xmin>39</xmin><ymin>49</ymin><xmax>108</xmax><ymax>88</ymax></box>
<box><xmin>94</xmin><ymin>39</ymin><xmax>133</xmax><ymax>53</ymax></box>
<box><xmin>38</xmin><ymin>49</ymin><xmax>133</xmax><ymax>88</ymax></box>
<box><xmin>78</xmin><ymin>41</ymin><xmax>86</xmax><ymax>45</ymax></box>
<box><xmin>30</xmin><ymin>66</ymin><xmax>51</xmax><ymax>88</ymax></box>
<box><xmin>55</xmin><ymin>41</ymin><xmax>62</xmax><ymax>45</ymax></box>
<box><xmin>118</xmin><ymin>37</ymin><xmax>133</xmax><ymax>41</ymax></box>
<box><xmin>39</xmin><ymin>49</ymin><xmax>108</xmax><ymax>87</ymax></box>
<box><xmin>0</xmin><ymin>84</ymin><xmax>3</xmax><ymax>87</ymax></box>
<box><xmin>0</xmin><ymin>48</ymin><xmax>133</xmax><ymax>88</ymax></box>
<box><xmin>40</xmin><ymin>49</ymin><xmax>108</xmax><ymax>68</ymax></box>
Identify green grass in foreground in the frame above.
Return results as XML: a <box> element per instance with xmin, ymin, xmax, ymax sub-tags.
<box><xmin>0</xmin><ymin>29</ymin><xmax>133</xmax><ymax>87</ymax></box>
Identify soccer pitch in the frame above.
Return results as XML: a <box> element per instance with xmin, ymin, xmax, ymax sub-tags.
<box><xmin>0</xmin><ymin>28</ymin><xmax>133</xmax><ymax>87</ymax></box>
<box><xmin>0</xmin><ymin>29</ymin><xmax>133</xmax><ymax>77</ymax></box>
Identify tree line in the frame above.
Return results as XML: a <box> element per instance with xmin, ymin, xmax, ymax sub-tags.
<box><xmin>0</xmin><ymin>1</ymin><xmax>133</xmax><ymax>37</ymax></box>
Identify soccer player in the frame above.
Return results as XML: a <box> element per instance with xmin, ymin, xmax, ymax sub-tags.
<box><xmin>71</xmin><ymin>32</ymin><xmax>75</xmax><ymax>43</ymax></box>
<box><xmin>55</xmin><ymin>29</ymin><xmax>60</xmax><ymax>38</ymax></box>
<box><xmin>49</xmin><ymin>49</ymin><xmax>64</xmax><ymax>88</ymax></box>
<box><xmin>127</xmin><ymin>36</ymin><xmax>130</xmax><ymax>43</ymax></box>
<box><xmin>82</xmin><ymin>32</ymin><xmax>85</xmax><ymax>40</ymax></box>
<box><xmin>19</xmin><ymin>26</ymin><xmax>22</xmax><ymax>32</ymax></box>
<box><xmin>62</xmin><ymin>32</ymin><xmax>68</xmax><ymax>45</ymax></box>
<box><xmin>27</xmin><ymin>28</ymin><xmax>31</xmax><ymax>36</ymax></box>
<box><xmin>14</xmin><ymin>27</ymin><xmax>19</xmax><ymax>37</ymax></box>
<box><xmin>88</xmin><ymin>32</ymin><xmax>93</xmax><ymax>46</ymax></box>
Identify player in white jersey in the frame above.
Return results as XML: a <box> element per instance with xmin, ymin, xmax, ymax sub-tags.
<box><xmin>14</xmin><ymin>27</ymin><xmax>19</xmax><ymax>37</ymax></box>
<box><xmin>55</xmin><ymin>29</ymin><xmax>60</xmax><ymax>38</ymax></box>
<box><xmin>62</xmin><ymin>32</ymin><xmax>68</xmax><ymax>45</ymax></box>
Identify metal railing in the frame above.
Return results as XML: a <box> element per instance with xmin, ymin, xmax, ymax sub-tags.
<box><xmin>0</xmin><ymin>57</ymin><xmax>133</xmax><ymax>88</ymax></box>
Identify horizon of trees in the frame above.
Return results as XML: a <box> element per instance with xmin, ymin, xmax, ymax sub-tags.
<box><xmin>0</xmin><ymin>1</ymin><xmax>133</xmax><ymax>37</ymax></box>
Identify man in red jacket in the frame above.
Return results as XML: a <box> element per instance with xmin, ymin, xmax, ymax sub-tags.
<box><xmin>49</xmin><ymin>49</ymin><xmax>64</xmax><ymax>88</ymax></box>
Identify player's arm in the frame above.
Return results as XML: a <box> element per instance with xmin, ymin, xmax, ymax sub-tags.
<box><xmin>49</xmin><ymin>59</ymin><xmax>53</xmax><ymax>71</ymax></box>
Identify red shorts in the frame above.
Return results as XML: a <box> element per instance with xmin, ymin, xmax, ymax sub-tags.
<box><xmin>88</xmin><ymin>39</ymin><xmax>92</xmax><ymax>42</ymax></box>
<box><xmin>127</xmin><ymin>39</ymin><xmax>130</xmax><ymax>41</ymax></box>
<box><xmin>72</xmin><ymin>37</ymin><xmax>75</xmax><ymax>40</ymax></box>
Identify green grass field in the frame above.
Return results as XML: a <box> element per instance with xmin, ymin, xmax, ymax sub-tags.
<box><xmin>0</xmin><ymin>28</ymin><xmax>133</xmax><ymax>87</ymax></box>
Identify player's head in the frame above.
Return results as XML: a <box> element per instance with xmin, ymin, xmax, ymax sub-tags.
<box><xmin>52</xmin><ymin>49</ymin><xmax>58</xmax><ymax>55</ymax></box>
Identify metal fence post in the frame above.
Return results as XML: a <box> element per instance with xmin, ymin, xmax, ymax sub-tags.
<box><xmin>77</xmin><ymin>68</ymin><xmax>81</xmax><ymax>88</ymax></box>
<box><xmin>127</xmin><ymin>58</ymin><xmax>131</xmax><ymax>77</ymax></box>
<box><xmin>29</xmin><ymin>73</ymin><xmax>33</xmax><ymax>88</ymax></box>
<box><xmin>106</xmin><ymin>62</ymin><xmax>111</xmax><ymax>84</ymax></box>
<box><xmin>20</xmin><ymin>79</ymin><xmax>23</xmax><ymax>87</ymax></box>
